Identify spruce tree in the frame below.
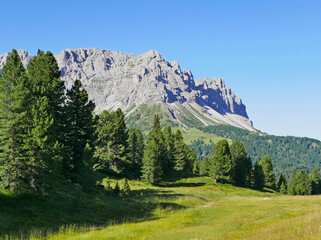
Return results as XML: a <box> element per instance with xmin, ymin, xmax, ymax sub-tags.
<box><xmin>277</xmin><ymin>173</ymin><xmax>288</xmax><ymax>192</ymax></box>
<box><xmin>163</xmin><ymin>126</ymin><xmax>175</xmax><ymax>174</ymax></box>
<box><xmin>173</xmin><ymin>130</ymin><xmax>188</xmax><ymax>172</ymax></box>
<box><xmin>121</xmin><ymin>178</ymin><xmax>131</xmax><ymax>197</ymax></box>
<box><xmin>127</xmin><ymin>128</ymin><xmax>145</xmax><ymax>178</ymax></box>
<box><xmin>94</xmin><ymin>109</ymin><xmax>128</xmax><ymax>174</ymax></box>
<box><xmin>259</xmin><ymin>155</ymin><xmax>276</xmax><ymax>189</ymax></box>
<box><xmin>310</xmin><ymin>168</ymin><xmax>321</xmax><ymax>195</ymax></box>
<box><xmin>294</xmin><ymin>170</ymin><xmax>312</xmax><ymax>195</ymax></box>
<box><xmin>0</xmin><ymin>49</ymin><xmax>29</xmax><ymax>192</ymax></box>
<box><xmin>24</xmin><ymin>50</ymin><xmax>66</xmax><ymax>191</ymax></box>
<box><xmin>288</xmin><ymin>167</ymin><xmax>297</xmax><ymax>195</ymax></box>
<box><xmin>199</xmin><ymin>157</ymin><xmax>210</xmax><ymax>176</ymax></box>
<box><xmin>209</xmin><ymin>140</ymin><xmax>232</xmax><ymax>182</ymax></box>
<box><xmin>141</xmin><ymin>115</ymin><xmax>164</xmax><ymax>184</ymax></box>
<box><xmin>230</xmin><ymin>141</ymin><xmax>247</xmax><ymax>186</ymax></box>
<box><xmin>245</xmin><ymin>156</ymin><xmax>254</xmax><ymax>187</ymax></box>
<box><xmin>253</xmin><ymin>161</ymin><xmax>264</xmax><ymax>190</ymax></box>
<box><xmin>63</xmin><ymin>79</ymin><xmax>96</xmax><ymax>177</ymax></box>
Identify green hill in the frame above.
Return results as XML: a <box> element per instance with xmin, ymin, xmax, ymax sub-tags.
<box><xmin>197</xmin><ymin>125</ymin><xmax>321</xmax><ymax>178</ymax></box>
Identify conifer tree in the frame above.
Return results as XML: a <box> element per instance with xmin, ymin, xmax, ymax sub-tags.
<box><xmin>24</xmin><ymin>50</ymin><xmax>66</xmax><ymax>191</ymax></box>
<box><xmin>288</xmin><ymin>167</ymin><xmax>297</xmax><ymax>195</ymax></box>
<box><xmin>0</xmin><ymin>49</ymin><xmax>29</xmax><ymax>192</ymax></box>
<box><xmin>192</xmin><ymin>160</ymin><xmax>199</xmax><ymax>175</ymax></box>
<box><xmin>210</xmin><ymin>140</ymin><xmax>232</xmax><ymax>182</ymax></box>
<box><xmin>199</xmin><ymin>157</ymin><xmax>210</xmax><ymax>176</ymax></box>
<box><xmin>259</xmin><ymin>155</ymin><xmax>276</xmax><ymax>189</ymax></box>
<box><xmin>277</xmin><ymin>173</ymin><xmax>288</xmax><ymax>192</ymax></box>
<box><xmin>245</xmin><ymin>156</ymin><xmax>254</xmax><ymax>187</ymax></box>
<box><xmin>310</xmin><ymin>168</ymin><xmax>321</xmax><ymax>194</ymax></box>
<box><xmin>163</xmin><ymin>126</ymin><xmax>175</xmax><ymax>173</ymax></box>
<box><xmin>230</xmin><ymin>141</ymin><xmax>247</xmax><ymax>186</ymax></box>
<box><xmin>279</xmin><ymin>182</ymin><xmax>287</xmax><ymax>194</ymax></box>
<box><xmin>141</xmin><ymin>115</ymin><xmax>164</xmax><ymax>184</ymax></box>
<box><xmin>127</xmin><ymin>128</ymin><xmax>145</xmax><ymax>178</ymax></box>
<box><xmin>173</xmin><ymin>130</ymin><xmax>188</xmax><ymax>172</ymax></box>
<box><xmin>294</xmin><ymin>170</ymin><xmax>312</xmax><ymax>195</ymax></box>
<box><xmin>253</xmin><ymin>161</ymin><xmax>264</xmax><ymax>190</ymax></box>
<box><xmin>63</xmin><ymin>79</ymin><xmax>96</xmax><ymax>177</ymax></box>
<box><xmin>94</xmin><ymin>109</ymin><xmax>128</xmax><ymax>174</ymax></box>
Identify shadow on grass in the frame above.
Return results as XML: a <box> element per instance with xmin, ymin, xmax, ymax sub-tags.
<box><xmin>156</xmin><ymin>182</ymin><xmax>206</xmax><ymax>188</ymax></box>
<box><xmin>0</xmin><ymin>184</ymin><xmax>187</xmax><ymax>239</ymax></box>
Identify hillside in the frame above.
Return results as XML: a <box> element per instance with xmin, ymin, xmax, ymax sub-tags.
<box><xmin>193</xmin><ymin>126</ymin><xmax>321</xmax><ymax>178</ymax></box>
<box><xmin>3</xmin><ymin>177</ymin><xmax>320</xmax><ymax>239</ymax></box>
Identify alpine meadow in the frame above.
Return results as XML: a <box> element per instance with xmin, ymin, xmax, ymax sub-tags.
<box><xmin>0</xmin><ymin>47</ymin><xmax>320</xmax><ymax>240</ymax></box>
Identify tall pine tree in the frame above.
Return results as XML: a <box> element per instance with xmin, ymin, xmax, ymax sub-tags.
<box><xmin>127</xmin><ymin>128</ymin><xmax>145</xmax><ymax>179</ymax></box>
<box><xmin>210</xmin><ymin>140</ymin><xmax>232</xmax><ymax>182</ymax></box>
<box><xmin>141</xmin><ymin>115</ymin><xmax>165</xmax><ymax>184</ymax></box>
<box><xmin>63</xmin><ymin>79</ymin><xmax>96</xmax><ymax>178</ymax></box>
<box><xmin>0</xmin><ymin>49</ymin><xmax>29</xmax><ymax>192</ymax></box>
<box><xmin>230</xmin><ymin>141</ymin><xmax>247</xmax><ymax>186</ymax></box>
<box><xmin>259</xmin><ymin>155</ymin><xmax>276</xmax><ymax>190</ymax></box>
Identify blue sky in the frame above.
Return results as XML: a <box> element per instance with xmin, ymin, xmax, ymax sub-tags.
<box><xmin>1</xmin><ymin>0</ymin><xmax>321</xmax><ymax>140</ymax></box>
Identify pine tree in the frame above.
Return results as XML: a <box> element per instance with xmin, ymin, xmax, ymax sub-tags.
<box><xmin>141</xmin><ymin>115</ymin><xmax>164</xmax><ymax>184</ymax></box>
<box><xmin>245</xmin><ymin>156</ymin><xmax>254</xmax><ymax>187</ymax></box>
<box><xmin>192</xmin><ymin>160</ymin><xmax>199</xmax><ymax>175</ymax></box>
<box><xmin>230</xmin><ymin>141</ymin><xmax>247</xmax><ymax>186</ymax></box>
<box><xmin>24</xmin><ymin>50</ymin><xmax>66</xmax><ymax>191</ymax></box>
<box><xmin>173</xmin><ymin>130</ymin><xmax>188</xmax><ymax>172</ymax></box>
<box><xmin>63</xmin><ymin>79</ymin><xmax>96</xmax><ymax>177</ymax></box>
<box><xmin>277</xmin><ymin>173</ymin><xmax>288</xmax><ymax>192</ymax></box>
<box><xmin>294</xmin><ymin>170</ymin><xmax>312</xmax><ymax>195</ymax></box>
<box><xmin>253</xmin><ymin>161</ymin><xmax>264</xmax><ymax>190</ymax></box>
<box><xmin>279</xmin><ymin>182</ymin><xmax>287</xmax><ymax>194</ymax></box>
<box><xmin>209</xmin><ymin>140</ymin><xmax>232</xmax><ymax>182</ymax></box>
<box><xmin>162</xmin><ymin>126</ymin><xmax>175</xmax><ymax>174</ymax></box>
<box><xmin>127</xmin><ymin>128</ymin><xmax>145</xmax><ymax>178</ymax></box>
<box><xmin>199</xmin><ymin>157</ymin><xmax>210</xmax><ymax>176</ymax></box>
<box><xmin>259</xmin><ymin>155</ymin><xmax>276</xmax><ymax>189</ymax></box>
<box><xmin>0</xmin><ymin>49</ymin><xmax>29</xmax><ymax>192</ymax></box>
<box><xmin>288</xmin><ymin>167</ymin><xmax>297</xmax><ymax>195</ymax></box>
<box><xmin>94</xmin><ymin>109</ymin><xmax>128</xmax><ymax>174</ymax></box>
<box><xmin>310</xmin><ymin>168</ymin><xmax>321</xmax><ymax>195</ymax></box>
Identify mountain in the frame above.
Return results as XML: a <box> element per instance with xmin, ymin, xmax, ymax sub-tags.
<box><xmin>0</xmin><ymin>48</ymin><xmax>254</xmax><ymax>131</ymax></box>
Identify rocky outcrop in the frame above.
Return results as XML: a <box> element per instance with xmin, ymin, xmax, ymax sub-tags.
<box><xmin>0</xmin><ymin>48</ymin><xmax>255</xmax><ymax>131</ymax></box>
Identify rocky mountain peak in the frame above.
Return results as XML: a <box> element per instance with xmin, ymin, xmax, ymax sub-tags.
<box><xmin>0</xmin><ymin>48</ymin><xmax>254</xmax><ymax>131</ymax></box>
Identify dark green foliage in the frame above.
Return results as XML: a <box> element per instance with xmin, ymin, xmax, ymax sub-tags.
<box><xmin>253</xmin><ymin>161</ymin><xmax>265</xmax><ymax>190</ymax></box>
<box><xmin>294</xmin><ymin>170</ymin><xmax>312</xmax><ymax>195</ymax></box>
<box><xmin>209</xmin><ymin>140</ymin><xmax>232</xmax><ymax>182</ymax></box>
<box><xmin>260</xmin><ymin>155</ymin><xmax>276</xmax><ymax>189</ymax></box>
<box><xmin>163</xmin><ymin>126</ymin><xmax>175</xmax><ymax>174</ymax></box>
<box><xmin>121</xmin><ymin>178</ymin><xmax>131</xmax><ymax>197</ymax></box>
<box><xmin>201</xmin><ymin>125</ymin><xmax>321</xmax><ymax>178</ymax></box>
<box><xmin>23</xmin><ymin>50</ymin><xmax>66</xmax><ymax>192</ymax></box>
<box><xmin>288</xmin><ymin>168</ymin><xmax>296</xmax><ymax>195</ymax></box>
<box><xmin>279</xmin><ymin>182</ymin><xmax>287</xmax><ymax>194</ymax></box>
<box><xmin>173</xmin><ymin>130</ymin><xmax>189</xmax><ymax>172</ymax></box>
<box><xmin>277</xmin><ymin>173</ymin><xmax>288</xmax><ymax>192</ymax></box>
<box><xmin>310</xmin><ymin>168</ymin><xmax>320</xmax><ymax>194</ymax></box>
<box><xmin>189</xmin><ymin>139</ymin><xmax>215</xmax><ymax>159</ymax></box>
<box><xmin>199</xmin><ymin>157</ymin><xmax>211</xmax><ymax>176</ymax></box>
<box><xmin>63</xmin><ymin>80</ymin><xmax>96</xmax><ymax>178</ymax></box>
<box><xmin>0</xmin><ymin>49</ymin><xmax>29</xmax><ymax>192</ymax></box>
<box><xmin>94</xmin><ymin>109</ymin><xmax>128</xmax><ymax>174</ymax></box>
<box><xmin>245</xmin><ymin>156</ymin><xmax>254</xmax><ymax>187</ymax></box>
<box><xmin>193</xmin><ymin>160</ymin><xmax>199</xmax><ymax>175</ymax></box>
<box><xmin>127</xmin><ymin>128</ymin><xmax>145</xmax><ymax>178</ymax></box>
<box><xmin>141</xmin><ymin>115</ymin><xmax>165</xmax><ymax>184</ymax></box>
<box><xmin>230</xmin><ymin>141</ymin><xmax>248</xmax><ymax>186</ymax></box>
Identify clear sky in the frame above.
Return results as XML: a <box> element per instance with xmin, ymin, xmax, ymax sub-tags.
<box><xmin>1</xmin><ymin>0</ymin><xmax>320</xmax><ymax>140</ymax></box>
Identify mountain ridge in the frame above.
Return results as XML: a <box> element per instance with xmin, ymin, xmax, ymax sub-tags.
<box><xmin>0</xmin><ymin>48</ymin><xmax>254</xmax><ymax>131</ymax></box>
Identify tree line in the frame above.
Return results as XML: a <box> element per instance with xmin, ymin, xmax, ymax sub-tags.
<box><xmin>0</xmin><ymin>49</ymin><xmax>320</xmax><ymax>196</ymax></box>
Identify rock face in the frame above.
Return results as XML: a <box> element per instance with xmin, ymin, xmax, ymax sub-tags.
<box><xmin>0</xmin><ymin>48</ymin><xmax>254</xmax><ymax>131</ymax></box>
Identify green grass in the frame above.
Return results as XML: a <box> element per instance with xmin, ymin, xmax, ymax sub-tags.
<box><xmin>3</xmin><ymin>177</ymin><xmax>320</xmax><ymax>239</ymax></box>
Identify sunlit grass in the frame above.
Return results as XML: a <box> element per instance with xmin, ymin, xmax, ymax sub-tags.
<box><xmin>3</xmin><ymin>177</ymin><xmax>321</xmax><ymax>240</ymax></box>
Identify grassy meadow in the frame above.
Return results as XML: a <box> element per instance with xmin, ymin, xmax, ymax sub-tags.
<box><xmin>2</xmin><ymin>176</ymin><xmax>320</xmax><ymax>240</ymax></box>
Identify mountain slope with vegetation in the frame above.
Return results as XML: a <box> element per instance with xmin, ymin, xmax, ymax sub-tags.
<box><xmin>194</xmin><ymin>125</ymin><xmax>321</xmax><ymax>178</ymax></box>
